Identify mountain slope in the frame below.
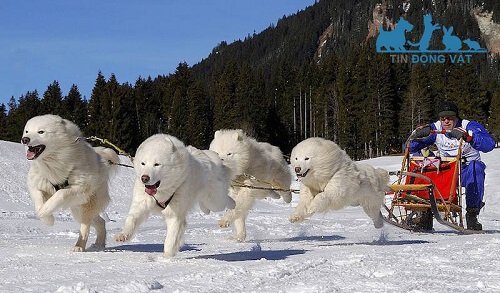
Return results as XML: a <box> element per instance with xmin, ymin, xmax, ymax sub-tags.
<box><xmin>193</xmin><ymin>0</ymin><xmax>500</xmax><ymax>78</ymax></box>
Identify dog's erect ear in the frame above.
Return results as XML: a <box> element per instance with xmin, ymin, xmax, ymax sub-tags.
<box><xmin>234</xmin><ymin>129</ymin><xmax>244</xmax><ymax>141</ymax></box>
<box><xmin>61</xmin><ymin>118</ymin><xmax>83</xmax><ymax>138</ymax></box>
<box><xmin>214</xmin><ymin>130</ymin><xmax>221</xmax><ymax>139</ymax></box>
<box><xmin>164</xmin><ymin>136</ymin><xmax>177</xmax><ymax>153</ymax></box>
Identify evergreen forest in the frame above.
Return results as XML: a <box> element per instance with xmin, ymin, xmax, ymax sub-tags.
<box><xmin>1</xmin><ymin>0</ymin><xmax>499</xmax><ymax>160</ymax></box>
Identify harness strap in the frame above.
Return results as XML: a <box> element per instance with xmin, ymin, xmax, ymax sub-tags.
<box><xmin>53</xmin><ymin>179</ymin><xmax>69</xmax><ymax>191</ymax></box>
<box><xmin>152</xmin><ymin>193</ymin><xmax>175</xmax><ymax>210</ymax></box>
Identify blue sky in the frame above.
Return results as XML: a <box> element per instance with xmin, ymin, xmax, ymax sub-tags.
<box><xmin>0</xmin><ymin>0</ymin><xmax>314</xmax><ymax>107</ymax></box>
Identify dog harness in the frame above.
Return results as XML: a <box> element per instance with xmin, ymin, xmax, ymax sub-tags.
<box><xmin>152</xmin><ymin>193</ymin><xmax>175</xmax><ymax>210</ymax></box>
<box><xmin>52</xmin><ymin>179</ymin><xmax>70</xmax><ymax>191</ymax></box>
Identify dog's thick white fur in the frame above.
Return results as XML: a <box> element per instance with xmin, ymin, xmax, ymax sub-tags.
<box><xmin>209</xmin><ymin>129</ymin><xmax>292</xmax><ymax>241</ymax></box>
<box><xmin>114</xmin><ymin>134</ymin><xmax>235</xmax><ymax>257</ymax></box>
<box><xmin>289</xmin><ymin>137</ymin><xmax>388</xmax><ymax>228</ymax></box>
<box><xmin>22</xmin><ymin>114</ymin><xmax>119</xmax><ymax>252</ymax></box>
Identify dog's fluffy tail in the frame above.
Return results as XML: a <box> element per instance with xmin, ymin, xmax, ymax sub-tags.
<box><xmin>94</xmin><ymin>146</ymin><xmax>120</xmax><ymax>175</ymax></box>
<box><xmin>375</xmin><ymin>168</ymin><xmax>391</xmax><ymax>193</ymax></box>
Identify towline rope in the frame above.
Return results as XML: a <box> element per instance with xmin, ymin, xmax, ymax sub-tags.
<box><xmin>80</xmin><ymin>136</ymin><xmax>134</xmax><ymax>168</ymax></box>
<box><xmin>232</xmin><ymin>173</ymin><xmax>300</xmax><ymax>193</ymax></box>
<box><xmin>81</xmin><ymin>136</ymin><xmax>301</xmax><ymax>193</ymax></box>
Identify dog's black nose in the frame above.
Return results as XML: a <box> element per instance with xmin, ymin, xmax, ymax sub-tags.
<box><xmin>295</xmin><ymin>167</ymin><xmax>301</xmax><ymax>173</ymax></box>
<box><xmin>21</xmin><ymin>137</ymin><xmax>30</xmax><ymax>145</ymax></box>
<box><xmin>141</xmin><ymin>175</ymin><xmax>150</xmax><ymax>183</ymax></box>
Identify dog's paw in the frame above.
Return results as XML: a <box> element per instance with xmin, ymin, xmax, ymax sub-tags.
<box><xmin>37</xmin><ymin>205</ymin><xmax>53</xmax><ymax>219</ymax></box>
<box><xmin>199</xmin><ymin>203</ymin><xmax>210</xmax><ymax>215</ymax></box>
<box><xmin>114</xmin><ymin>232</ymin><xmax>130</xmax><ymax>242</ymax></box>
<box><xmin>87</xmin><ymin>243</ymin><xmax>106</xmax><ymax>252</ymax></box>
<box><xmin>163</xmin><ymin>250</ymin><xmax>176</xmax><ymax>258</ymax></box>
<box><xmin>234</xmin><ymin>234</ymin><xmax>246</xmax><ymax>242</ymax></box>
<box><xmin>72</xmin><ymin>246</ymin><xmax>85</xmax><ymax>252</ymax></box>
<box><xmin>218</xmin><ymin>219</ymin><xmax>231</xmax><ymax>228</ymax></box>
<box><xmin>228</xmin><ymin>234</ymin><xmax>246</xmax><ymax>242</ymax></box>
<box><xmin>373</xmin><ymin>218</ymin><xmax>384</xmax><ymax>229</ymax></box>
<box><xmin>289</xmin><ymin>214</ymin><xmax>305</xmax><ymax>223</ymax></box>
<box><xmin>40</xmin><ymin>215</ymin><xmax>55</xmax><ymax>226</ymax></box>
<box><xmin>269</xmin><ymin>191</ymin><xmax>281</xmax><ymax>199</ymax></box>
<box><xmin>226</xmin><ymin>197</ymin><xmax>236</xmax><ymax>210</ymax></box>
<box><xmin>282</xmin><ymin>192</ymin><xmax>292</xmax><ymax>204</ymax></box>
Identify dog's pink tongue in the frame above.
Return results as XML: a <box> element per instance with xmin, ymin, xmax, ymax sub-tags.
<box><xmin>145</xmin><ymin>186</ymin><xmax>157</xmax><ymax>196</ymax></box>
<box><xmin>27</xmin><ymin>150</ymin><xmax>36</xmax><ymax>160</ymax></box>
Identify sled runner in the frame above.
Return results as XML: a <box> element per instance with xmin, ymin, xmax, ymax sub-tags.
<box><xmin>382</xmin><ymin>137</ymin><xmax>476</xmax><ymax>233</ymax></box>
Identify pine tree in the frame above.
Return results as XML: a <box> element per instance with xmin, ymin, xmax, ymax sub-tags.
<box><xmin>5</xmin><ymin>97</ymin><xmax>19</xmax><ymax>142</ymax></box>
<box><xmin>135</xmin><ymin>77</ymin><xmax>160</xmax><ymax>140</ymax></box>
<box><xmin>86</xmin><ymin>72</ymin><xmax>107</xmax><ymax>137</ymax></box>
<box><xmin>335</xmin><ymin>60</ymin><xmax>356</xmax><ymax>158</ymax></box>
<box><xmin>6</xmin><ymin>91</ymin><xmax>41</xmax><ymax>142</ymax></box>
<box><xmin>41</xmin><ymin>81</ymin><xmax>63</xmax><ymax>115</ymax></box>
<box><xmin>170</xmin><ymin>89</ymin><xmax>188</xmax><ymax>142</ymax></box>
<box><xmin>111</xmin><ymin>83</ymin><xmax>138</xmax><ymax>153</ymax></box>
<box><xmin>170</xmin><ymin>63</ymin><xmax>192</xmax><ymax>143</ymax></box>
<box><xmin>236</xmin><ymin>64</ymin><xmax>268</xmax><ymax>139</ymax></box>
<box><xmin>187</xmin><ymin>81</ymin><xmax>211</xmax><ymax>148</ymax></box>
<box><xmin>63</xmin><ymin>85</ymin><xmax>87</xmax><ymax>129</ymax></box>
<box><xmin>105</xmin><ymin>74</ymin><xmax>120</xmax><ymax>140</ymax></box>
<box><xmin>369</xmin><ymin>54</ymin><xmax>398</xmax><ymax>156</ymax></box>
<box><xmin>447</xmin><ymin>64</ymin><xmax>487</xmax><ymax>123</ymax></box>
<box><xmin>487</xmin><ymin>88</ymin><xmax>500</xmax><ymax>143</ymax></box>
<box><xmin>0</xmin><ymin>104</ymin><xmax>7</xmax><ymax>140</ymax></box>
<box><xmin>270</xmin><ymin>61</ymin><xmax>300</xmax><ymax>147</ymax></box>
<box><xmin>214</xmin><ymin>61</ymin><xmax>240</xmax><ymax>130</ymax></box>
<box><xmin>399</xmin><ymin>65</ymin><xmax>434</xmax><ymax>138</ymax></box>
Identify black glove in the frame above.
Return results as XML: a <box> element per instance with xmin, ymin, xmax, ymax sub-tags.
<box><xmin>449</xmin><ymin>127</ymin><xmax>473</xmax><ymax>142</ymax></box>
<box><xmin>413</xmin><ymin>125</ymin><xmax>431</xmax><ymax>138</ymax></box>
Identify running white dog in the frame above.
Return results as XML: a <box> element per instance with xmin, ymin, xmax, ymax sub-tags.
<box><xmin>289</xmin><ymin>137</ymin><xmax>388</xmax><ymax>228</ymax></box>
<box><xmin>114</xmin><ymin>134</ymin><xmax>235</xmax><ymax>257</ymax></box>
<box><xmin>22</xmin><ymin>114</ymin><xmax>119</xmax><ymax>252</ymax></box>
<box><xmin>209</xmin><ymin>129</ymin><xmax>292</xmax><ymax>241</ymax></box>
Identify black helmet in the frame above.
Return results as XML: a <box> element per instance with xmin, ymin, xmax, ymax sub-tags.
<box><xmin>438</xmin><ymin>100</ymin><xmax>459</xmax><ymax>118</ymax></box>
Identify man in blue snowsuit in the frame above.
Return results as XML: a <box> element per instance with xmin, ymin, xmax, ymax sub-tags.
<box><xmin>411</xmin><ymin>100</ymin><xmax>495</xmax><ymax>230</ymax></box>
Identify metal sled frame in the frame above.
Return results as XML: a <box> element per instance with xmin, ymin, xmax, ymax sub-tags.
<box><xmin>383</xmin><ymin>140</ymin><xmax>469</xmax><ymax>233</ymax></box>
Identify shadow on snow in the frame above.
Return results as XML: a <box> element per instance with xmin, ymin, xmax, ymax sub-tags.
<box><xmin>247</xmin><ymin>235</ymin><xmax>346</xmax><ymax>243</ymax></box>
<box><xmin>106</xmin><ymin>243</ymin><xmax>203</xmax><ymax>253</ymax></box>
<box><xmin>327</xmin><ymin>239</ymin><xmax>431</xmax><ymax>246</ymax></box>
<box><xmin>192</xmin><ymin>249</ymin><xmax>307</xmax><ymax>262</ymax></box>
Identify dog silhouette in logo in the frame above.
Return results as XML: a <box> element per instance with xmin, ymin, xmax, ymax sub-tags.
<box><xmin>463</xmin><ymin>39</ymin><xmax>485</xmax><ymax>51</ymax></box>
<box><xmin>376</xmin><ymin>17</ymin><xmax>414</xmax><ymax>52</ymax></box>
<box><xmin>408</xmin><ymin>14</ymin><xmax>440</xmax><ymax>51</ymax></box>
<box><xmin>442</xmin><ymin>26</ymin><xmax>462</xmax><ymax>51</ymax></box>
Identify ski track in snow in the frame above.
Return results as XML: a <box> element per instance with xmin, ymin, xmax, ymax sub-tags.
<box><xmin>1</xmin><ymin>140</ymin><xmax>500</xmax><ymax>292</ymax></box>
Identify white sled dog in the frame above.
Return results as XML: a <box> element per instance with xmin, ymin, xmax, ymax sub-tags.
<box><xmin>22</xmin><ymin>114</ymin><xmax>119</xmax><ymax>252</ymax></box>
<box><xmin>289</xmin><ymin>137</ymin><xmax>388</xmax><ymax>228</ymax></box>
<box><xmin>209</xmin><ymin>129</ymin><xmax>292</xmax><ymax>241</ymax></box>
<box><xmin>114</xmin><ymin>134</ymin><xmax>235</xmax><ymax>257</ymax></box>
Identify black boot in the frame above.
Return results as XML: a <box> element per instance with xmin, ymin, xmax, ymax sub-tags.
<box><xmin>466</xmin><ymin>208</ymin><xmax>482</xmax><ymax>231</ymax></box>
<box><xmin>413</xmin><ymin>210</ymin><xmax>434</xmax><ymax>231</ymax></box>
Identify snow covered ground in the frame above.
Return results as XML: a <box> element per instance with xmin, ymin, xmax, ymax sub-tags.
<box><xmin>1</xmin><ymin>139</ymin><xmax>500</xmax><ymax>293</ymax></box>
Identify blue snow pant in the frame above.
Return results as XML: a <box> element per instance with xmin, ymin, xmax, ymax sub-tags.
<box><xmin>461</xmin><ymin>160</ymin><xmax>486</xmax><ymax>209</ymax></box>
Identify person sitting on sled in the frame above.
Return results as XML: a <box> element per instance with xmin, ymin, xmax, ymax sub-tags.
<box><xmin>411</xmin><ymin>100</ymin><xmax>495</xmax><ymax>231</ymax></box>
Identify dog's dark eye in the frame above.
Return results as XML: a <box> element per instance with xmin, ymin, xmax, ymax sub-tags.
<box><xmin>295</xmin><ymin>157</ymin><xmax>297</xmax><ymax>160</ymax></box>
<box><xmin>38</xmin><ymin>130</ymin><xmax>45</xmax><ymax>134</ymax></box>
<box><xmin>25</xmin><ymin>130</ymin><xmax>28</xmax><ymax>133</ymax></box>
<box><xmin>305</xmin><ymin>157</ymin><xmax>310</xmax><ymax>161</ymax></box>
<box><xmin>154</xmin><ymin>163</ymin><xmax>160</xmax><ymax>167</ymax></box>
<box><xmin>227</xmin><ymin>153</ymin><xmax>232</xmax><ymax>156</ymax></box>
<box><xmin>141</xmin><ymin>162</ymin><xmax>145</xmax><ymax>166</ymax></box>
